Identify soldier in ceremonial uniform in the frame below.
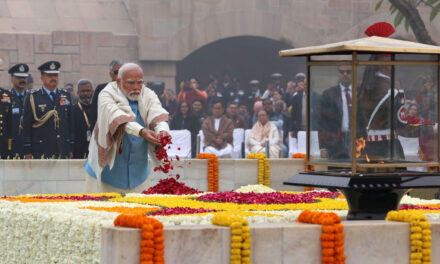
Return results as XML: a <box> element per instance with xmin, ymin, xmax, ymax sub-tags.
<box><xmin>358</xmin><ymin>23</ymin><xmax>405</xmax><ymax>161</ymax></box>
<box><xmin>8</xmin><ymin>63</ymin><xmax>29</xmax><ymax>158</ymax></box>
<box><xmin>0</xmin><ymin>87</ymin><xmax>12</xmax><ymax>159</ymax></box>
<box><xmin>22</xmin><ymin>61</ymin><xmax>74</xmax><ymax>159</ymax></box>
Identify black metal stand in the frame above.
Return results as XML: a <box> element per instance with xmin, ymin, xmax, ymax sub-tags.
<box><xmin>284</xmin><ymin>171</ymin><xmax>440</xmax><ymax>220</ymax></box>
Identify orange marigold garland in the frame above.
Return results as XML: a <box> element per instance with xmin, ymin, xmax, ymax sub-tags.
<box><xmin>246</xmin><ymin>153</ymin><xmax>270</xmax><ymax>187</ymax></box>
<box><xmin>297</xmin><ymin>210</ymin><xmax>346</xmax><ymax>264</ymax></box>
<box><xmin>292</xmin><ymin>153</ymin><xmax>315</xmax><ymax>191</ymax></box>
<box><xmin>114</xmin><ymin>214</ymin><xmax>165</xmax><ymax>264</ymax></box>
<box><xmin>197</xmin><ymin>153</ymin><xmax>219</xmax><ymax>192</ymax></box>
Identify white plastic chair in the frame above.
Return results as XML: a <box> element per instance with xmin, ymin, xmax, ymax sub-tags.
<box><xmin>288</xmin><ymin>133</ymin><xmax>298</xmax><ymax>158</ymax></box>
<box><xmin>398</xmin><ymin>136</ymin><xmax>421</xmax><ymax>162</ymax></box>
<box><xmin>296</xmin><ymin>131</ymin><xmax>320</xmax><ymax>158</ymax></box>
<box><xmin>198</xmin><ymin>130</ymin><xmax>205</xmax><ymax>154</ymax></box>
<box><xmin>232</xmin><ymin>128</ymin><xmax>245</xmax><ymax>158</ymax></box>
<box><xmin>168</xmin><ymin>130</ymin><xmax>192</xmax><ymax>159</ymax></box>
<box><xmin>244</xmin><ymin>129</ymin><xmax>252</xmax><ymax>156</ymax></box>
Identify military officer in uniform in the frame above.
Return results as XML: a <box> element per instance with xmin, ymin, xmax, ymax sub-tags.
<box><xmin>0</xmin><ymin>87</ymin><xmax>12</xmax><ymax>159</ymax></box>
<box><xmin>22</xmin><ymin>61</ymin><xmax>74</xmax><ymax>159</ymax></box>
<box><xmin>8</xmin><ymin>63</ymin><xmax>29</xmax><ymax>158</ymax></box>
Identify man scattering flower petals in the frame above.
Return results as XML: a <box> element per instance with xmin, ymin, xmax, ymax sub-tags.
<box><xmin>84</xmin><ymin>62</ymin><xmax>170</xmax><ymax>193</ymax></box>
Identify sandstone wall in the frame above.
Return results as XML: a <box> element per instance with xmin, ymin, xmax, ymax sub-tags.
<box><xmin>0</xmin><ymin>0</ymin><xmax>439</xmax><ymax>90</ymax></box>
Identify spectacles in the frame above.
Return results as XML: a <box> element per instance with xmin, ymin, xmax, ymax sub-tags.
<box><xmin>113</xmin><ymin>70</ymin><xmax>119</xmax><ymax>75</ymax></box>
<box><xmin>339</xmin><ymin>69</ymin><xmax>352</xmax><ymax>74</ymax></box>
<box><xmin>124</xmin><ymin>79</ymin><xmax>144</xmax><ymax>86</ymax></box>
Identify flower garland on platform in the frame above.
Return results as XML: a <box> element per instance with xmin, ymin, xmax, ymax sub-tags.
<box><xmin>292</xmin><ymin>153</ymin><xmax>315</xmax><ymax>191</ymax></box>
<box><xmin>81</xmin><ymin>206</ymin><xmax>160</xmax><ymax>215</ymax></box>
<box><xmin>114</xmin><ymin>214</ymin><xmax>165</xmax><ymax>264</ymax></box>
<box><xmin>297</xmin><ymin>210</ymin><xmax>346</xmax><ymax>264</ymax></box>
<box><xmin>197</xmin><ymin>153</ymin><xmax>219</xmax><ymax>192</ymax></box>
<box><xmin>110</xmin><ymin>195</ymin><xmax>348</xmax><ymax>212</ymax></box>
<box><xmin>212</xmin><ymin>213</ymin><xmax>251</xmax><ymax>264</ymax></box>
<box><xmin>386</xmin><ymin>210</ymin><xmax>432</xmax><ymax>264</ymax></box>
<box><xmin>246</xmin><ymin>153</ymin><xmax>270</xmax><ymax>187</ymax></box>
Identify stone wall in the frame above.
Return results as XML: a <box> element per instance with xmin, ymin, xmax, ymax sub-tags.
<box><xmin>102</xmin><ymin>220</ymin><xmax>440</xmax><ymax>264</ymax></box>
<box><xmin>0</xmin><ymin>31</ymin><xmax>138</xmax><ymax>90</ymax></box>
<box><xmin>127</xmin><ymin>0</ymin><xmax>440</xmax><ymax>61</ymax></box>
<box><xmin>1</xmin><ymin>0</ymin><xmax>439</xmax><ymax>94</ymax></box>
<box><xmin>0</xmin><ymin>158</ymin><xmax>310</xmax><ymax>195</ymax></box>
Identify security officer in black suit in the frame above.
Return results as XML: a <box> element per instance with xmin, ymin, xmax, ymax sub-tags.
<box><xmin>72</xmin><ymin>79</ymin><xmax>94</xmax><ymax>159</ymax></box>
<box><xmin>8</xmin><ymin>63</ymin><xmax>29</xmax><ymax>158</ymax></box>
<box><xmin>0</xmin><ymin>87</ymin><xmax>12</xmax><ymax>159</ymax></box>
<box><xmin>22</xmin><ymin>61</ymin><xmax>74</xmax><ymax>159</ymax></box>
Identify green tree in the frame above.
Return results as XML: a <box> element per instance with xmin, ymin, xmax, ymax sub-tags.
<box><xmin>376</xmin><ymin>0</ymin><xmax>439</xmax><ymax>45</ymax></box>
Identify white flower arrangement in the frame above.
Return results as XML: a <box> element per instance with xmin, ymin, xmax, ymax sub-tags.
<box><xmin>235</xmin><ymin>184</ymin><xmax>276</xmax><ymax>193</ymax></box>
<box><xmin>0</xmin><ymin>200</ymin><xmax>116</xmax><ymax>263</ymax></box>
<box><xmin>0</xmin><ymin>191</ymin><xmax>439</xmax><ymax>263</ymax></box>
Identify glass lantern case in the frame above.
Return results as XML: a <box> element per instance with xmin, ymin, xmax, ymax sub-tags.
<box><xmin>281</xmin><ymin>37</ymin><xmax>440</xmax><ymax>219</ymax></box>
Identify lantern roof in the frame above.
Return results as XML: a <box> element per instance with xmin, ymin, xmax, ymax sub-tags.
<box><xmin>279</xmin><ymin>36</ymin><xmax>440</xmax><ymax>57</ymax></box>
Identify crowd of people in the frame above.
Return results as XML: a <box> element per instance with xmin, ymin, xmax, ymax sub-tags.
<box><xmin>158</xmin><ymin>71</ymin><xmax>313</xmax><ymax>158</ymax></box>
<box><xmin>0</xmin><ymin>57</ymin><xmax>437</xmax><ymax>161</ymax></box>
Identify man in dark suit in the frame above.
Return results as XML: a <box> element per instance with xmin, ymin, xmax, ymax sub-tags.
<box><xmin>319</xmin><ymin>65</ymin><xmax>353</xmax><ymax>159</ymax></box>
<box><xmin>72</xmin><ymin>79</ymin><xmax>94</xmax><ymax>159</ymax></box>
<box><xmin>0</xmin><ymin>87</ymin><xmax>12</xmax><ymax>159</ymax></box>
<box><xmin>8</xmin><ymin>63</ymin><xmax>29</xmax><ymax>158</ymax></box>
<box><xmin>22</xmin><ymin>61</ymin><xmax>74</xmax><ymax>159</ymax></box>
<box><xmin>289</xmin><ymin>73</ymin><xmax>320</xmax><ymax>139</ymax></box>
<box><xmin>89</xmin><ymin>59</ymin><xmax>123</xmax><ymax>128</ymax></box>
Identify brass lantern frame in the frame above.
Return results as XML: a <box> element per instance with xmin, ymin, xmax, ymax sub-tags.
<box><xmin>280</xmin><ymin>37</ymin><xmax>440</xmax><ymax>174</ymax></box>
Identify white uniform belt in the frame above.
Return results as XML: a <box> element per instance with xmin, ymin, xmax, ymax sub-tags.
<box><xmin>367</xmin><ymin>129</ymin><xmax>397</xmax><ymax>142</ymax></box>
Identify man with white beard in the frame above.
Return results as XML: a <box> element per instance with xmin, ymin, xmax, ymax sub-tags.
<box><xmin>72</xmin><ymin>79</ymin><xmax>94</xmax><ymax>158</ymax></box>
<box><xmin>84</xmin><ymin>63</ymin><xmax>170</xmax><ymax>193</ymax></box>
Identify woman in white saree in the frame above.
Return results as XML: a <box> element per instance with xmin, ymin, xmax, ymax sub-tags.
<box><xmin>248</xmin><ymin>110</ymin><xmax>281</xmax><ymax>158</ymax></box>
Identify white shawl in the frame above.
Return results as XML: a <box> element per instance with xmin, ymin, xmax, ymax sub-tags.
<box><xmin>87</xmin><ymin>81</ymin><xmax>169</xmax><ymax>180</ymax></box>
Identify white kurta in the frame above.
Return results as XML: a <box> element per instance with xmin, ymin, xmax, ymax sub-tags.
<box><xmin>86</xmin><ymin>81</ymin><xmax>169</xmax><ymax>190</ymax></box>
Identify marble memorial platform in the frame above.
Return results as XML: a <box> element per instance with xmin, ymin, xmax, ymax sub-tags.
<box><xmin>102</xmin><ymin>220</ymin><xmax>440</xmax><ymax>264</ymax></box>
<box><xmin>0</xmin><ymin>159</ymin><xmax>315</xmax><ymax>195</ymax></box>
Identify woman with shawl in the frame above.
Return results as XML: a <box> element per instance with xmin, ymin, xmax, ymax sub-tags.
<box><xmin>248</xmin><ymin>110</ymin><xmax>281</xmax><ymax>158</ymax></box>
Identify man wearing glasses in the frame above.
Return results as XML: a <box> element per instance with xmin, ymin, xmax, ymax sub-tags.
<box><xmin>85</xmin><ymin>62</ymin><xmax>170</xmax><ymax>193</ymax></box>
<box><xmin>89</xmin><ymin>59</ymin><xmax>124</xmax><ymax>128</ymax></box>
<box><xmin>319</xmin><ymin>65</ymin><xmax>353</xmax><ymax>159</ymax></box>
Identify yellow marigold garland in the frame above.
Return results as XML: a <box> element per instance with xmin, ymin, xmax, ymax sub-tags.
<box><xmin>114</xmin><ymin>214</ymin><xmax>165</xmax><ymax>264</ymax></box>
<box><xmin>386</xmin><ymin>210</ymin><xmax>432</xmax><ymax>264</ymax></box>
<box><xmin>197</xmin><ymin>153</ymin><xmax>219</xmax><ymax>192</ymax></box>
<box><xmin>212</xmin><ymin>213</ymin><xmax>251</xmax><ymax>264</ymax></box>
<box><xmin>246</xmin><ymin>153</ymin><xmax>270</xmax><ymax>187</ymax></box>
<box><xmin>110</xmin><ymin>196</ymin><xmax>348</xmax><ymax>211</ymax></box>
<box><xmin>297</xmin><ymin>210</ymin><xmax>346</xmax><ymax>264</ymax></box>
